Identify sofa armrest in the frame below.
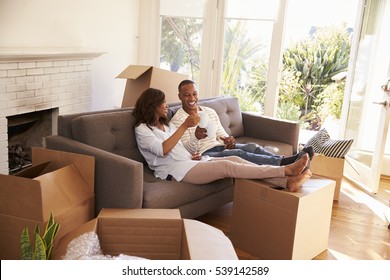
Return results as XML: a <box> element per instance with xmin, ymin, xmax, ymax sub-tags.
<box><xmin>45</xmin><ymin>135</ymin><xmax>144</xmax><ymax>216</ymax></box>
<box><xmin>242</xmin><ymin>112</ymin><xmax>300</xmax><ymax>154</ymax></box>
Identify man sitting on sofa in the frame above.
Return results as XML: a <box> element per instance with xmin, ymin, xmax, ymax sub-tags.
<box><xmin>170</xmin><ymin>79</ymin><xmax>313</xmax><ymax>166</ymax></box>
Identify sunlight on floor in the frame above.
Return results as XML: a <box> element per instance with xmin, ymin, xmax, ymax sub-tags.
<box><xmin>326</xmin><ymin>249</ymin><xmax>354</xmax><ymax>260</ymax></box>
<box><xmin>341</xmin><ymin>181</ymin><xmax>390</xmax><ymax>224</ymax></box>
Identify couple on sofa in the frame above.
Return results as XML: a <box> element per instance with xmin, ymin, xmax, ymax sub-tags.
<box><xmin>134</xmin><ymin>80</ymin><xmax>313</xmax><ymax>192</ymax></box>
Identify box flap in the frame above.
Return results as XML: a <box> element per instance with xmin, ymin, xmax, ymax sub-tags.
<box><xmin>181</xmin><ymin>219</ymin><xmax>238</xmax><ymax>260</ymax></box>
<box><xmin>119</xmin><ymin>64</ymin><xmax>188</xmax><ymax>108</ymax></box>
<box><xmin>53</xmin><ymin>218</ymin><xmax>98</xmax><ymax>260</ymax></box>
<box><xmin>97</xmin><ymin>208</ymin><xmax>182</xmax><ymax>260</ymax></box>
<box><xmin>0</xmin><ymin>174</ymin><xmax>44</xmax><ymax>220</ymax></box>
<box><xmin>98</xmin><ymin>208</ymin><xmax>181</xmax><ymax>219</ymax></box>
<box><xmin>14</xmin><ymin>161</ymin><xmax>51</xmax><ymax>178</ymax></box>
<box><xmin>32</xmin><ymin>147</ymin><xmax>94</xmax><ymax>193</ymax></box>
<box><xmin>116</xmin><ymin>65</ymin><xmax>152</xmax><ymax>79</ymax></box>
<box><xmin>36</xmin><ymin>165</ymin><xmax>93</xmax><ymax>220</ymax></box>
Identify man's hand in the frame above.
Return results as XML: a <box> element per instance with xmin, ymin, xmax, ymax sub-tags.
<box><xmin>191</xmin><ymin>152</ymin><xmax>202</xmax><ymax>161</ymax></box>
<box><xmin>195</xmin><ymin>126</ymin><xmax>207</xmax><ymax>139</ymax></box>
<box><xmin>221</xmin><ymin>136</ymin><xmax>236</xmax><ymax>149</ymax></box>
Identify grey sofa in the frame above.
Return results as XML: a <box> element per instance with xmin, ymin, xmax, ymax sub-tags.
<box><xmin>45</xmin><ymin>97</ymin><xmax>299</xmax><ymax>218</ymax></box>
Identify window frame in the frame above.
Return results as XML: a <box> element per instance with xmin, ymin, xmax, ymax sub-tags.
<box><xmin>140</xmin><ymin>0</ymin><xmax>355</xmax><ymax>119</ymax></box>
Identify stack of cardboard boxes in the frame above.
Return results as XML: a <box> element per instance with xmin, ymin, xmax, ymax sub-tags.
<box><xmin>0</xmin><ymin>147</ymin><xmax>237</xmax><ymax>260</ymax></box>
<box><xmin>0</xmin><ymin>148</ymin><xmax>95</xmax><ymax>260</ymax></box>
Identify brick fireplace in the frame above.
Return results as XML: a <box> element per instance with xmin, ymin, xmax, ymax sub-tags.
<box><xmin>0</xmin><ymin>49</ymin><xmax>103</xmax><ymax>174</ymax></box>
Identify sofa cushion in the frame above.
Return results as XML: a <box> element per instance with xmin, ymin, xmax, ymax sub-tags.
<box><xmin>142</xmin><ymin>168</ymin><xmax>234</xmax><ymax>209</ymax></box>
<box><xmin>200</xmin><ymin>97</ymin><xmax>244</xmax><ymax>137</ymax></box>
<box><xmin>71</xmin><ymin>111</ymin><xmax>145</xmax><ymax>163</ymax></box>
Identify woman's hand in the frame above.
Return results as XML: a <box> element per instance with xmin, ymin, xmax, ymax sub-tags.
<box><xmin>183</xmin><ymin>115</ymin><xmax>200</xmax><ymax>128</ymax></box>
<box><xmin>191</xmin><ymin>152</ymin><xmax>202</xmax><ymax>161</ymax></box>
<box><xmin>162</xmin><ymin>115</ymin><xmax>199</xmax><ymax>156</ymax></box>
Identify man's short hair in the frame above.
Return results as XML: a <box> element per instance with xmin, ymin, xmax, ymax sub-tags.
<box><xmin>178</xmin><ymin>79</ymin><xmax>196</xmax><ymax>92</ymax></box>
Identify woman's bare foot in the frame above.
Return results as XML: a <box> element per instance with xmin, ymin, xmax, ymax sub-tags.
<box><xmin>286</xmin><ymin>169</ymin><xmax>312</xmax><ymax>192</ymax></box>
<box><xmin>284</xmin><ymin>153</ymin><xmax>309</xmax><ymax>176</ymax></box>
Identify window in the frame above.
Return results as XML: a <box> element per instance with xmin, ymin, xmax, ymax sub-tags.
<box><xmin>281</xmin><ymin>0</ymin><xmax>359</xmax><ymax>135</ymax></box>
<box><xmin>142</xmin><ymin>0</ymin><xmax>361</xmax><ymax>126</ymax></box>
<box><xmin>221</xmin><ymin>0</ymin><xmax>278</xmax><ymax>112</ymax></box>
<box><xmin>160</xmin><ymin>0</ymin><xmax>204</xmax><ymax>85</ymax></box>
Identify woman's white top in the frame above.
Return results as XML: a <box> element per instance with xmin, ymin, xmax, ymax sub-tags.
<box><xmin>135</xmin><ymin>122</ymin><xmax>207</xmax><ymax>181</ymax></box>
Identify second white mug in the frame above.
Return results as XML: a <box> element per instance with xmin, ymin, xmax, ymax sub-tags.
<box><xmin>198</xmin><ymin>111</ymin><xmax>208</xmax><ymax>128</ymax></box>
<box><xmin>206</xmin><ymin>123</ymin><xmax>217</xmax><ymax>139</ymax></box>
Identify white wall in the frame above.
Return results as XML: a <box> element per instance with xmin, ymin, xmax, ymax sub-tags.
<box><xmin>0</xmin><ymin>0</ymin><xmax>139</xmax><ymax>110</ymax></box>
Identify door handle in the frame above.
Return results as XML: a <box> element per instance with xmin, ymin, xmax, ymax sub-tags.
<box><xmin>372</xmin><ymin>101</ymin><xmax>388</xmax><ymax>106</ymax></box>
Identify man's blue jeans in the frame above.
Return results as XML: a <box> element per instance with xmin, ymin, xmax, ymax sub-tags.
<box><xmin>202</xmin><ymin>143</ymin><xmax>282</xmax><ymax>166</ymax></box>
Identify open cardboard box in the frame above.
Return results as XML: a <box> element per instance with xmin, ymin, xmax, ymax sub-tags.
<box><xmin>310</xmin><ymin>153</ymin><xmax>345</xmax><ymax>200</ymax></box>
<box><xmin>231</xmin><ymin>178</ymin><xmax>335</xmax><ymax>260</ymax></box>
<box><xmin>0</xmin><ymin>147</ymin><xmax>95</xmax><ymax>260</ymax></box>
<box><xmin>117</xmin><ymin>65</ymin><xmax>188</xmax><ymax>108</ymax></box>
<box><xmin>54</xmin><ymin>208</ymin><xmax>238</xmax><ymax>260</ymax></box>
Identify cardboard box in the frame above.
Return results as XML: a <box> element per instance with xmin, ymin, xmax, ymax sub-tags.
<box><xmin>310</xmin><ymin>153</ymin><xmax>345</xmax><ymax>200</ymax></box>
<box><xmin>231</xmin><ymin>178</ymin><xmax>335</xmax><ymax>260</ymax></box>
<box><xmin>0</xmin><ymin>147</ymin><xmax>95</xmax><ymax>260</ymax></box>
<box><xmin>54</xmin><ymin>208</ymin><xmax>238</xmax><ymax>260</ymax></box>
<box><xmin>117</xmin><ymin>65</ymin><xmax>188</xmax><ymax>108</ymax></box>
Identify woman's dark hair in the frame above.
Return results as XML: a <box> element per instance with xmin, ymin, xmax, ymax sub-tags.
<box><xmin>133</xmin><ymin>88</ymin><xmax>169</xmax><ymax>128</ymax></box>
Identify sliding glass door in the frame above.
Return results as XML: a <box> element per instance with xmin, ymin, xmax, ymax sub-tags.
<box><xmin>342</xmin><ymin>0</ymin><xmax>390</xmax><ymax>193</ymax></box>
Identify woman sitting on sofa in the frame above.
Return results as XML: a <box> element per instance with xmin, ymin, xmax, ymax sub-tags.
<box><xmin>133</xmin><ymin>88</ymin><xmax>312</xmax><ymax>192</ymax></box>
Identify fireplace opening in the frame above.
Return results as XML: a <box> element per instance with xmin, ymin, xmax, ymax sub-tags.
<box><xmin>7</xmin><ymin>108</ymin><xmax>58</xmax><ymax>174</ymax></box>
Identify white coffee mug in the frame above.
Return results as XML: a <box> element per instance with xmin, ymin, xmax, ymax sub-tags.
<box><xmin>198</xmin><ymin>111</ymin><xmax>208</xmax><ymax>128</ymax></box>
<box><xmin>206</xmin><ymin>123</ymin><xmax>217</xmax><ymax>139</ymax></box>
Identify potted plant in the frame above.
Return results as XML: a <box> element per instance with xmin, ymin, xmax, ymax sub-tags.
<box><xmin>20</xmin><ymin>211</ymin><xmax>60</xmax><ymax>260</ymax></box>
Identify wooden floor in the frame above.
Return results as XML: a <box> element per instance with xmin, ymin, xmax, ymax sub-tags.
<box><xmin>197</xmin><ymin>177</ymin><xmax>390</xmax><ymax>260</ymax></box>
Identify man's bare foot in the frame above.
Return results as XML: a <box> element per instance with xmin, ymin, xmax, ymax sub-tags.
<box><xmin>286</xmin><ymin>169</ymin><xmax>312</xmax><ymax>192</ymax></box>
<box><xmin>284</xmin><ymin>153</ymin><xmax>309</xmax><ymax>176</ymax></box>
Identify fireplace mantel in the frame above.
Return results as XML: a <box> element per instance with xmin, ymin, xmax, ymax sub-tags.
<box><xmin>0</xmin><ymin>48</ymin><xmax>105</xmax><ymax>62</ymax></box>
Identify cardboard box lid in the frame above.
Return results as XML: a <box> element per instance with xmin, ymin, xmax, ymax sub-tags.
<box><xmin>116</xmin><ymin>65</ymin><xmax>153</xmax><ymax>79</ymax></box>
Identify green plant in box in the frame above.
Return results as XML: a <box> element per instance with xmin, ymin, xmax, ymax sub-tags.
<box><xmin>20</xmin><ymin>211</ymin><xmax>60</xmax><ymax>260</ymax></box>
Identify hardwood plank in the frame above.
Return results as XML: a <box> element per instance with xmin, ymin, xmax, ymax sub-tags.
<box><xmin>197</xmin><ymin>177</ymin><xmax>390</xmax><ymax>260</ymax></box>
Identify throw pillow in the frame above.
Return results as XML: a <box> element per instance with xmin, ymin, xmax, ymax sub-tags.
<box><xmin>304</xmin><ymin>128</ymin><xmax>353</xmax><ymax>158</ymax></box>
<box><xmin>305</xmin><ymin>128</ymin><xmax>330</xmax><ymax>153</ymax></box>
<box><xmin>320</xmin><ymin>138</ymin><xmax>354</xmax><ymax>158</ymax></box>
